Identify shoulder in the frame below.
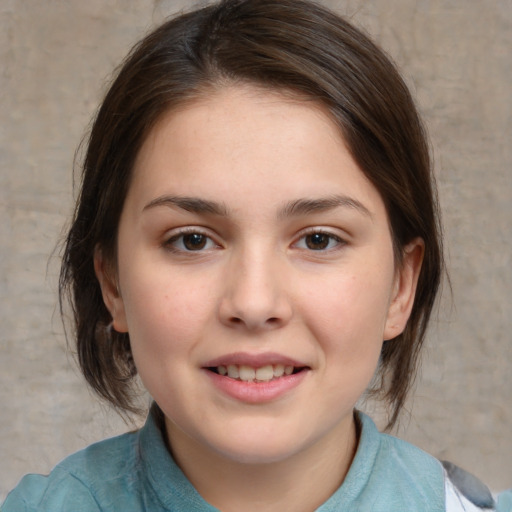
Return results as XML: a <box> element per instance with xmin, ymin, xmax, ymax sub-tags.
<box><xmin>1</xmin><ymin>468</ymin><xmax>101</xmax><ymax>512</ymax></box>
<box><xmin>496</xmin><ymin>489</ymin><xmax>512</xmax><ymax>512</ymax></box>
<box><xmin>375</xmin><ymin>427</ymin><xmax>498</xmax><ymax>511</ymax></box>
<box><xmin>370</xmin><ymin>419</ymin><xmax>497</xmax><ymax>512</ymax></box>
<box><xmin>1</xmin><ymin>430</ymin><xmax>140</xmax><ymax>512</ymax></box>
<box><xmin>351</xmin><ymin>413</ymin><xmax>497</xmax><ymax>512</ymax></box>
<box><xmin>57</xmin><ymin>427</ymin><xmax>140</xmax><ymax>484</ymax></box>
<box><xmin>367</xmin><ymin>418</ymin><xmax>446</xmax><ymax>494</ymax></box>
<box><xmin>330</xmin><ymin>412</ymin><xmax>447</xmax><ymax>511</ymax></box>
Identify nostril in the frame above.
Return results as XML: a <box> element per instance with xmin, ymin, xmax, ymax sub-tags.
<box><xmin>228</xmin><ymin>316</ymin><xmax>281</xmax><ymax>329</ymax></box>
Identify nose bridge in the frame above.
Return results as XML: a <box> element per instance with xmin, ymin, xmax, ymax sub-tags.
<box><xmin>220</xmin><ymin>239</ymin><xmax>292</xmax><ymax>330</ymax></box>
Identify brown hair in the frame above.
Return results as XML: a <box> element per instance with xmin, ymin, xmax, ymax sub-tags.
<box><xmin>60</xmin><ymin>0</ymin><xmax>443</xmax><ymax>427</ymax></box>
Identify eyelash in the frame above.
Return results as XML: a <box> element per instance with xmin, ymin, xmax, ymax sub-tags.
<box><xmin>163</xmin><ymin>228</ymin><xmax>219</xmax><ymax>253</ymax></box>
<box><xmin>294</xmin><ymin>229</ymin><xmax>345</xmax><ymax>252</ymax></box>
<box><xmin>163</xmin><ymin>227</ymin><xmax>345</xmax><ymax>254</ymax></box>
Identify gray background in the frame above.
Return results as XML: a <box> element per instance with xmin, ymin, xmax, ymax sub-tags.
<box><xmin>1</xmin><ymin>0</ymin><xmax>511</xmax><ymax>498</ymax></box>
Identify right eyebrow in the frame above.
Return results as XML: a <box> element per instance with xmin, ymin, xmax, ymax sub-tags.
<box><xmin>142</xmin><ymin>195</ymin><xmax>230</xmax><ymax>216</ymax></box>
<box><xmin>277</xmin><ymin>195</ymin><xmax>373</xmax><ymax>220</ymax></box>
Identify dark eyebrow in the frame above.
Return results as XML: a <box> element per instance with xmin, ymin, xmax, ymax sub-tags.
<box><xmin>277</xmin><ymin>195</ymin><xmax>373</xmax><ymax>219</ymax></box>
<box><xmin>143</xmin><ymin>194</ymin><xmax>371</xmax><ymax>219</ymax></box>
<box><xmin>143</xmin><ymin>195</ymin><xmax>229</xmax><ymax>216</ymax></box>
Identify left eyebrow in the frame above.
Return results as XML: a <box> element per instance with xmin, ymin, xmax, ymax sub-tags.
<box><xmin>142</xmin><ymin>195</ymin><xmax>229</xmax><ymax>216</ymax></box>
<box><xmin>277</xmin><ymin>195</ymin><xmax>373</xmax><ymax>220</ymax></box>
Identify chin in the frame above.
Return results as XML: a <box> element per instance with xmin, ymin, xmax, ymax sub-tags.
<box><xmin>205</xmin><ymin>427</ymin><xmax>314</xmax><ymax>465</ymax></box>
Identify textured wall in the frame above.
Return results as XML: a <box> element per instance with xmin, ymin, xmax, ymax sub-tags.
<box><xmin>1</xmin><ymin>0</ymin><xmax>511</xmax><ymax>498</ymax></box>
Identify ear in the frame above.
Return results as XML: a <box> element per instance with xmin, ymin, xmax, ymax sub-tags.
<box><xmin>93</xmin><ymin>246</ymin><xmax>128</xmax><ymax>333</ymax></box>
<box><xmin>383</xmin><ymin>238</ymin><xmax>424</xmax><ymax>341</ymax></box>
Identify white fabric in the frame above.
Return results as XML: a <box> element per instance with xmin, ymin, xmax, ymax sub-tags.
<box><xmin>445</xmin><ymin>472</ymin><xmax>495</xmax><ymax>511</ymax></box>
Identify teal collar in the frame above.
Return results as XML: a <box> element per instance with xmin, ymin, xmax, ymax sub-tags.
<box><xmin>140</xmin><ymin>406</ymin><xmax>445</xmax><ymax>511</ymax></box>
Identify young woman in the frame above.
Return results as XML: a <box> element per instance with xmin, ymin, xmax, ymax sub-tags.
<box><xmin>3</xmin><ymin>1</ymin><xmax>505</xmax><ymax>510</ymax></box>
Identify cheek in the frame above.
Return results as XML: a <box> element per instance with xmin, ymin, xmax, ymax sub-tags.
<box><xmin>124</xmin><ymin>279</ymin><xmax>212</xmax><ymax>400</ymax></box>
<box><xmin>120</xmin><ymin>270</ymin><xmax>215</xmax><ymax>354</ymax></box>
<box><xmin>300</xmin><ymin>267</ymin><xmax>393</xmax><ymax>362</ymax></box>
<box><xmin>307</xmin><ymin>271</ymin><xmax>392</xmax><ymax>325</ymax></box>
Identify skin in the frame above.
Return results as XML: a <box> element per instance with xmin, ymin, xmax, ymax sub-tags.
<box><xmin>95</xmin><ymin>85</ymin><xmax>423</xmax><ymax>512</ymax></box>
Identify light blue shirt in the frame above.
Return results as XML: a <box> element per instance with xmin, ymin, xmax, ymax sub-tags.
<box><xmin>2</xmin><ymin>406</ymin><xmax>505</xmax><ymax>511</ymax></box>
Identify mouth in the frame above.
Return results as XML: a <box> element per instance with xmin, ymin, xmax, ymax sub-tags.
<box><xmin>206</xmin><ymin>364</ymin><xmax>308</xmax><ymax>383</ymax></box>
<box><xmin>203</xmin><ymin>355</ymin><xmax>310</xmax><ymax>402</ymax></box>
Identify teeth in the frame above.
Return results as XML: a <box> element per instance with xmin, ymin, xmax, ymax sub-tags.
<box><xmin>216</xmin><ymin>364</ymin><xmax>299</xmax><ymax>382</ymax></box>
<box><xmin>255</xmin><ymin>365</ymin><xmax>274</xmax><ymax>381</ymax></box>
<box><xmin>273</xmin><ymin>364</ymin><xmax>285</xmax><ymax>377</ymax></box>
<box><xmin>227</xmin><ymin>365</ymin><xmax>239</xmax><ymax>379</ymax></box>
<box><xmin>239</xmin><ymin>365</ymin><xmax>256</xmax><ymax>381</ymax></box>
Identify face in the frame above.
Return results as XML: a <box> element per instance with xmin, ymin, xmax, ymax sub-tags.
<box><xmin>96</xmin><ymin>85</ymin><xmax>422</xmax><ymax>467</ymax></box>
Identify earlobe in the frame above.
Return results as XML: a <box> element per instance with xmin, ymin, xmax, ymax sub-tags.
<box><xmin>93</xmin><ymin>246</ymin><xmax>129</xmax><ymax>333</ymax></box>
<box><xmin>383</xmin><ymin>238</ymin><xmax>424</xmax><ymax>341</ymax></box>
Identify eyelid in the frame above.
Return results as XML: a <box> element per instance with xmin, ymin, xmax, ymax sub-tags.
<box><xmin>293</xmin><ymin>227</ymin><xmax>347</xmax><ymax>251</ymax></box>
<box><xmin>163</xmin><ymin>226</ymin><xmax>221</xmax><ymax>252</ymax></box>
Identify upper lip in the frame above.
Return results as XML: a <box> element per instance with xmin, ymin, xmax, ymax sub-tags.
<box><xmin>202</xmin><ymin>352</ymin><xmax>308</xmax><ymax>368</ymax></box>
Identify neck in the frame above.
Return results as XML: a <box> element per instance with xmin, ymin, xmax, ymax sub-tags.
<box><xmin>165</xmin><ymin>414</ymin><xmax>358</xmax><ymax>512</ymax></box>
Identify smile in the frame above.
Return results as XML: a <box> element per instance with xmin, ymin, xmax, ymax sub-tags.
<box><xmin>208</xmin><ymin>364</ymin><xmax>304</xmax><ymax>382</ymax></box>
<box><xmin>202</xmin><ymin>353</ymin><xmax>310</xmax><ymax>402</ymax></box>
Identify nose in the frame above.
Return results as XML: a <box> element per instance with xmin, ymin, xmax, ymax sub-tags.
<box><xmin>218</xmin><ymin>247</ymin><xmax>293</xmax><ymax>332</ymax></box>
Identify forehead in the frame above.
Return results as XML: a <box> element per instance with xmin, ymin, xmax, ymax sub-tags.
<box><xmin>136</xmin><ymin>85</ymin><xmax>342</xmax><ymax>168</ymax></box>
<box><xmin>128</xmin><ymin>85</ymin><xmax>385</xmax><ymax>219</ymax></box>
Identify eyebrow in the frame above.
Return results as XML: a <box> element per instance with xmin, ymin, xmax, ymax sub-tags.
<box><xmin>143</xmin><ymin>194</ymin><xmax>372</xmax><ymax>219</ymax></box>
<box><xmin>277</xmin><ymin>195</ymin><xmax>373</xmax><ymax>219</ymax></box>
<box><xmin>143</xmin><ymin>195</ymin><xmax>229</xmax><ymax>216</ymax></box>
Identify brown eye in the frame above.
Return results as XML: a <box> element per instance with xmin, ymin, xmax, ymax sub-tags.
<box><xmin>305</xmin><ymin>233</ymin><xmax>331</xmax><ymax>250</ymax></box>
<box><xmin>165</xmin><ymin>231</ymin><xmax>216</xmax><ymax>252</ymax></box>
<box><xmin>295</xmin><ymin>231</ymin><xmax>344</xmax><ymax>252</ymax></box>
<box><xmin>182</xmin><ymin>233</ymin><xmax>207</xmax><ymax>250</ymax></box>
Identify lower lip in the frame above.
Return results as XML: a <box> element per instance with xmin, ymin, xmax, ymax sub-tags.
<box><xmin>203</xmin><ymin>369</ymin><xmax>308</xmax><ymax>403</ymax></box>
